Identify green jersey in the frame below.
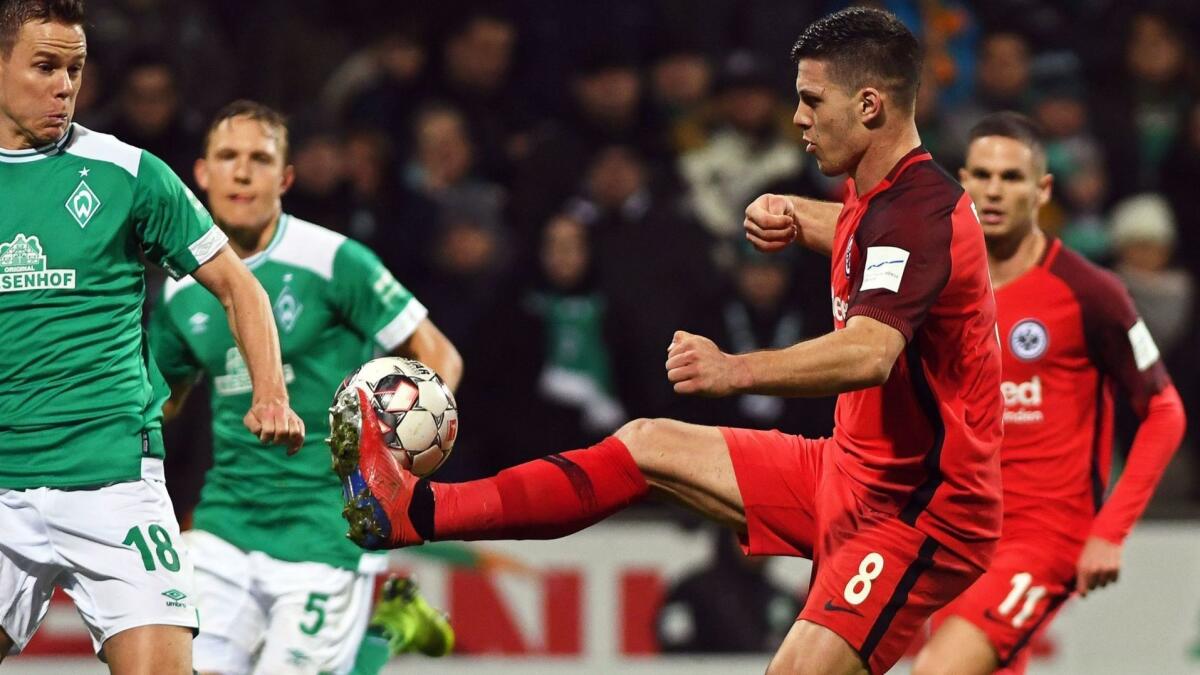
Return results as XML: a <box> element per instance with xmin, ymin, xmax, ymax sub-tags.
<box><xmin>0</xmin><ymin>124</ymin><xmax>224</xmax><ymax>489</ymax></box>
<box><xmin>150</xmin><ymin>214</ymin><xmax>427</xmax><ymax>570</ymax></box>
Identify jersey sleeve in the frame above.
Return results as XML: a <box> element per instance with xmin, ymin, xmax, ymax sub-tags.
<box><xmin>148</xmin><ymin>292</ymin><xmax>202</xmax><ymax>386</ymax></box>
<box><xmin>1078</xmin><ymin>270</ymin><xmax>1183</xmax><ymax>543</ymax></box>
<box><xmin>132</xmin><ymin>152</ymin><xmax>228</xmax><ymax>279</ymax></box>
<box><xmin>330</xmin><ymin>239</ymin><xmax>428</xmax><ymax>352</ymax></box>
<box><xmin>1080</xmin><ymin>272</ymin><xmax>1171</xmax><ymax>414</ymax></box>
<box><xmin>845</xmin><ymin>195</ymin><xmax>953</xmax><ymax>341</ymax></box>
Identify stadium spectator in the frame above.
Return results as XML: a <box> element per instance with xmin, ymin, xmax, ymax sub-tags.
<box><xmin>647</xmin><ymin>38</ymin><xmax>715</xmax><ymax>154</ymax></box>
<box><xmin>463</xmin><ymin>214</ymin><xmax>625</xmax><ymax>473</ymax></box>
<box><xmin>92</xmin><ymin>49</ymin><xmax>202</xmax><ymax>182</ymax></box>
<box><xmin>1161</xmin><ymin>100</ymin><xmax>1200</xmax><ymax>274</ymax></box>
<box><xmin>1094</xmin><ymin>11</ymin><xmax>1196</xmax><ymax>200</ymax></box>
<box><xmin>1110</xmin><ymin>194</ymin><xmax>1194</xmax><ymax>358</ymax></box>
<box><xmin>417</xmin><ymin>193</ymin><xmax>510</xmax><ymax>351</ymax></box>
<box><xmin>1031</xmin><ymin>60</ymin><xmax>1111</xmax><ymax>259</ymax></box>
<box><xmin>566</xmin><ymin>145</ymin><xmax>716</xmax><ymax>420</ymax></box>
<box><xmin>945</xmin><ymin>31</ymin><xmax>1033</xmax><ymax>160</ymax></box>
<box><xmin>282</xmin><ymin>120</ymin><xmax>352</xmax><ymax>233</ymax></box>
<box><xmin>677</xmin><ymin>51</ymin><xmax>806</xmax><ymax>245</ymax></box>
<box><xmin>334</xmin><ymin>25</ymin><xmax>432</xmax><ymax>159</ymax></box>
<box><xmin>527</xmin><ymin>215</ymin><xmax>626</xmax><ymax>440</ymax></box>
<box><xmin>656</xmin><ymin>531</ymin><xmax>802</xmax><ymax>653</ymax></box>
<box><xmin>1054</xmin><ymin>143</ymin><xmax>1111</xmax><ymax>261</ymax></box>
<box><xmin>511</xmin><ymin>44</ymin><xmax>658</xmax><ymax>243</ymax></box>
<box><xmin>687</xmin><ymin>244</ymin><xmax>834</xmax><ymax>439</ymax></box>
<box><xmin>85</xmin><ymin>0</ymin><xmax>235</xmax><ymax>114</ymax></box>
<box><xmin>429</xmin><ymin>9</ymin><xmax>530</xmax><ymax>182</ymax></box>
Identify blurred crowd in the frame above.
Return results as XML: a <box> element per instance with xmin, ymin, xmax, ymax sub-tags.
<box><xmin>81</xmin><ymin>0</ymin><xmax>1200</xmax><ymax>514</ymax></box>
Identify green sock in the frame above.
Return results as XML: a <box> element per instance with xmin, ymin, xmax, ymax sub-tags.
<box><xmin>348</xmin><ymin>628</ymin><xmax>391</xmax><ymax>675</ymax></box>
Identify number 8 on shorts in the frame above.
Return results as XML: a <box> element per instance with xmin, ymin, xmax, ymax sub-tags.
<box><xmin>844</xmin><ymin>552</ymin><xmax>885</xmax><ymax>605</ymax></box>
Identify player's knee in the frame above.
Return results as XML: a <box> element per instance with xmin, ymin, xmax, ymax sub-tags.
<box><xmin>615</xmin><ymin>417</ymin><xmax>661</xmax><ymax>455</ymax></box>
<box><xmin>615</xmin><ymin>418</ymin><xmax>680</xmax><ymax>469</ymax></box>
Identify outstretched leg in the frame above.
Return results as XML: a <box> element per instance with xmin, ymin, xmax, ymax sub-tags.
<box><xmin>333</xmin><ymin>390</ymin><xmax>879</xmax><ymax>672</ymax></box>
<box><xmin>332</xmin><ymin>385</ymin><xmax>744</xmax><ymax>547</ymax></box>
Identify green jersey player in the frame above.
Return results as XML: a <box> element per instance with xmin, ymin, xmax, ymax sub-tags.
<box><xmin>150</xmin><ymin>100</ymin><xmax>461</xmax><ymax>675</ymax></box>
<box><xmin>0</xmin><ymin>2</ymin><xmax>304</xmax><ymax>674</ymax></box>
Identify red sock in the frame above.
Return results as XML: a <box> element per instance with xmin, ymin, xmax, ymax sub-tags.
<box><xmin>426</xmin><ymin>437</ymin><xmax>648</xmax><ymax>541</ymax></box>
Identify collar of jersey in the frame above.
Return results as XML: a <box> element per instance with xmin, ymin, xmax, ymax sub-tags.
<box><xmin>0</xmin><ymin>125</ymin><xmax>74</xmax><ymax>163</ymax></box>
<box><xmin>243</xmin><ymin>213</ymin><xmax>289</xmax><ymax>269</ymax></box>
<box><xmin>849</xmin><ymin>146</ymin><xmax>932</xmax><ymax>203</ymax></box>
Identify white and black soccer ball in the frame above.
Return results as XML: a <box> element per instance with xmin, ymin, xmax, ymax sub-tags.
<box><xmin>334</xmin><ymin>357</ymin><xmax>458</xmax><ymax>477</ymax></box>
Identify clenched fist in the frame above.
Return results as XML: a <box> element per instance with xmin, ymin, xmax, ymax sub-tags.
<box><xmin>744</xmin><ymin>193</ymin><xmax>798</xmax><ymax>253</ymax></box>
<box><xmin>244</xmin><ymin>397</ymin><xmax>306</xmax><ymax>455</ymax></box>
<box><xmin>665</xmin><ymin>331</ymin><xmax>751</xmax><ymax>397</ymax></box>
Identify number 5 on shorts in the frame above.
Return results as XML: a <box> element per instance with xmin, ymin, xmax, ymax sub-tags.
<box><xmin>844</xmin><ymin>552</ymin><xmax>885</xmax><ymax>605</ymax></box>
<box><xmin>122</xmin><ymin>524</ymin><xmax>181</xmax><ymax>572</ymax></box>
<box><xmin>300</xmin><ymin>592</ymin><xmax>329</xmax><ymax>635</ymax></box>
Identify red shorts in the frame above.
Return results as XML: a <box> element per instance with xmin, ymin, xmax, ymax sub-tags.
<box><xmin>932</xmin><ymin>541</ymin><xmax>1074</xmax><ymax>673</ymax></box>
<box><xmin>723</xmin><ymin>427</ymin><xmax>986</xmax><ymax>675</ymax></box>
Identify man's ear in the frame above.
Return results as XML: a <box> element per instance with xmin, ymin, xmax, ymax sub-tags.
<box><xmin>859</xmin><ymin>87</ymin><xmax>884</xmax><ymax>125</ymax></box>
<box><xmin>1036</xmin><ymin>172</ymin><xmax>1054</xmax><ymax>209</ymax></box>
<box><xmin>280</xmin><ymin>164</ymin><xmax>295</xmax><ymax>195</ymax></box>
<box><xmin>194</xmin><ymin>157</ymin><xmax>209</xmax><ymax>193</ymax></box>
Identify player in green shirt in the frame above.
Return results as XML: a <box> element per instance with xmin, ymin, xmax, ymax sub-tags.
<box><xmin>0</xmin><ymin>3</ymin><xmax>303</xmax><ymax>674</ymax></box>
<box><xmin>150</xmin><ymin>100</ymin><xmax>461</xmax><ymax>675</ymax></box>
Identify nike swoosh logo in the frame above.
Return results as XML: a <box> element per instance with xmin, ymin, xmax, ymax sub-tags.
<box><xmin>824</xmin><ymin>599</ymin><xmax>864</xmax><ymax>616</ymax></box>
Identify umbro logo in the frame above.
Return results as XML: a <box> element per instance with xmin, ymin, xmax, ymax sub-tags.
<box><xmin>823</xmin><ymin>599</ymin><xmax>864</xmax><ymax>616</ymax></box>
<box><xmin>162</xmin><ymin>588</ymin><xmax>188</xmax><ymax>608</ymax></box>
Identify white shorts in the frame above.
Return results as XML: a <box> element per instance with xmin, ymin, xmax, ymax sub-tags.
<box><xmin>0</xmin><ymin>459</ymin><xmax>198</xmax><ymax>655</ymax></box>
<box><xmin>186</xmin><ymin>530</ymin><xmax>376</xmax><ymax>675</ymax></box>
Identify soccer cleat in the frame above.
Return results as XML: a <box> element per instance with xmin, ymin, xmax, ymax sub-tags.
<box><xmin>328</xmin><ymin>386</ymin><xmax>425</xmax><ymax>549</ymax></box>
<box><xmin>369</xmin><ymin>575</ymin><xmax>455</xmax><ymax>657</ymax></box>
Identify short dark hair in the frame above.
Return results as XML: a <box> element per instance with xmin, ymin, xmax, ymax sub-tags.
<box><xmin>967</xmin><ymin>111</ymin><xmax>1046</xmax><ymax>172</ymax></box>
<box><xmin>204</xmin><ymin>99</ymin><xmax>290</xmax><ymax>161</ymax></box>
<box><xmin>0</xmin><ymin>0</ymin><xmax>84</xmax><ymax>57</ymax></box>
<box><xmin>790</xmin><ymin>7</ymin><xmax>922</xmax><ymax>111</ymax></box>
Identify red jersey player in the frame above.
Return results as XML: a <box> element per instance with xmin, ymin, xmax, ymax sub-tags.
<box><xmin>910</xmin><ymin>113</ymin><xmax>1187</xmax><ymax>675</ymax></box>
<box><xmin>331</xmin><ymin>9</ymin><xmax>1003</xmax><ymax>673</ymax></box>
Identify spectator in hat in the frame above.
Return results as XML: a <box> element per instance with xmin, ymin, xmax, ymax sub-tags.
<box><xmin>1110</xmin><ymin>194</ymin><xmax>1193</xmax><ymax>357</ymax></box>
<box><xmin>677</xmin><ymin>51</ymin><xmax>806</xmax><ymax>248</ymax></box>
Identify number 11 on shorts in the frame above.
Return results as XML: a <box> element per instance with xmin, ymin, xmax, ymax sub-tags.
<box><xmin>997</xmin><ymin>572</ymin><xmax>1046</xmax><ymax>628</ymax></box>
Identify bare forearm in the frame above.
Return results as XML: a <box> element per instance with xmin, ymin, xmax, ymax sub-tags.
<box><xmin>733</xmin><ymin>324</ymin><xmax>897</xmax><ymax>397</ymax></box>
<box><xmin>225</xmin><ymin>273</ymin><xmax>288</xmax><ymax>402</ymax></box>
<box><xmin>788</xmin><ymin>196</ymin><xmax>840</xmax><ymax>256</ymax></box>
<box><xmin>396</xmin><ymin>320</ymin><xmax>464</xmax><ymax>392</ymax></box>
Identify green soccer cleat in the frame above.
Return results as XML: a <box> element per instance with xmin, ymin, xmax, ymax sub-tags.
<box><xmin>369</xmin><ymin>575</ymin><xmax>455</xmax><ymax>657</ymax></box>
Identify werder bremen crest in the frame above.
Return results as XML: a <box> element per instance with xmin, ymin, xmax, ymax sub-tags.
<box><xmin>0</xmin><ymin>234</ymin><xmax>76</xmax><ymax>293</ymax></box>
<box><xmin>273</xmin><ymin>283</ymin><xmax>303</xmax><ymax>333</ymax></box>
<box><xmin>67</xmin><ymin>175</ymin><xmax>101</xmax><ymax>228</ymax></box>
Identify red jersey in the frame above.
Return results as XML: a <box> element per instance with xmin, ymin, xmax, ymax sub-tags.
<box><xmin>830</xmin><ymin>147</ymin><xmax>1003</xmax><ymax>566</ymax></box>
<box><xmin>995</xmin><ymin>238</ymin><xmax>1176</xmax><ymax>551</ymax></box>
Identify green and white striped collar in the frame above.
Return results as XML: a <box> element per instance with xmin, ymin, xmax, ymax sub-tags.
<box><xmin>0</xmin><ymin>125</ymin><xmax>74</xmax><ymax>164</ymax></box>
<box><xmin>242</xmin><ymin>213</ymin><xmax>290</xmax><ymax>269</ymax></box>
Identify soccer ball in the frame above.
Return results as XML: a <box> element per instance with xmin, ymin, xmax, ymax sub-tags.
<box><xmin>333</xmin><ymin>357</ymin><xmax>458</xmax><ymax>477</ymax></box>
